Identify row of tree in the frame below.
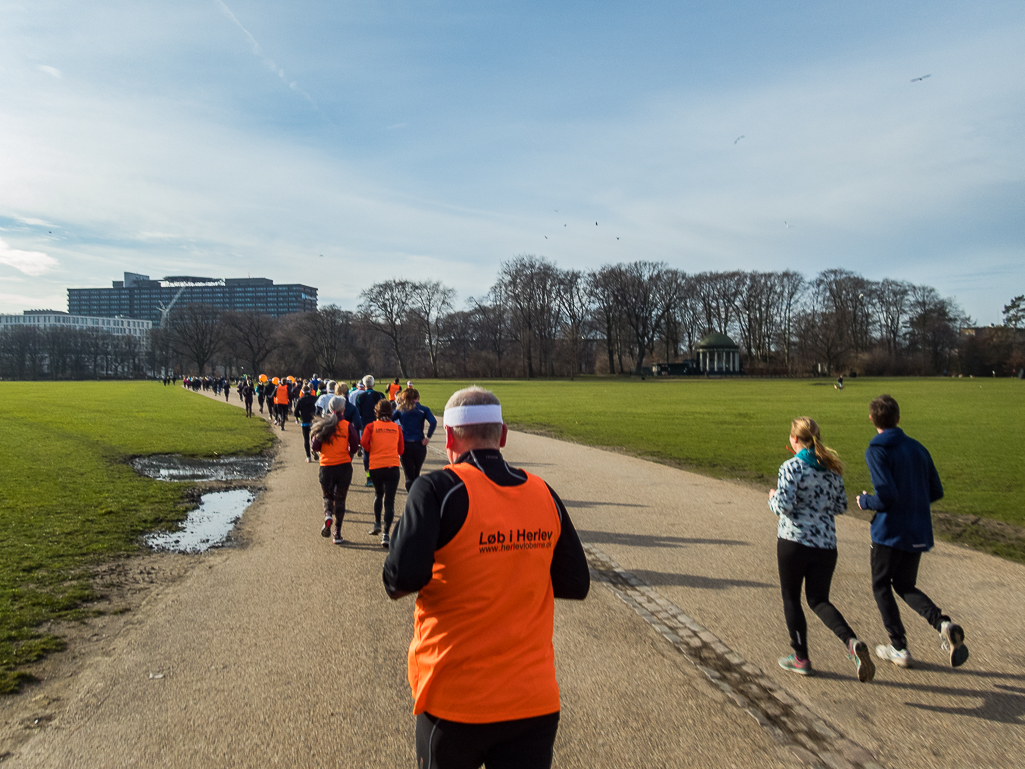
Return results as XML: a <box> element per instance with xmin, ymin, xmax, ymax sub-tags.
<box><xmin>3</xmin><ymin>262</ymin><xmax>1021</xmax><ymax>380</ymax></box>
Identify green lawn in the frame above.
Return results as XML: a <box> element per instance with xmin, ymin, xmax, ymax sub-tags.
<box><xmin>0</xmin><ymin>382</ymin><xmax>271</xmax><ymax>694</ymax></box>
<box><xmin>413</xmin><ymin>377</ymin><xmax>1025</xmax><ymax>528</ymax></box>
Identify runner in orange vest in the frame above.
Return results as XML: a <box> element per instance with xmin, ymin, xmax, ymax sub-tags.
<box><xmin>311</xmin><ymin>396</ymin><xmax>360</xmax><ymax>544</ymax></box>
<box><xmin>383</xmin><ymin>387</ymin><xmax>589</xmax><ymax>768</ymax></box>
<box><xmin>273</xmin><ymin>379</ymin><xmax>290</xmax><ymax>431</ymax></box>
<box><xmin>387</xmin><ymin>377</ymin><xmax>402</xmax><ymax>402</ymax></box>
<box><xmin>360</xmin><ymin>399</ymin><xmax>405</xmax><ymax>548</ymax></box>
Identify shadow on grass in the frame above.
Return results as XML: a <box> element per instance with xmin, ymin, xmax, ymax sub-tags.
<box><xmin>626</xmin><ymin>568</ymin><xmax>773</xmax><ymax>590</ymax></box>
<box><xmin>578</xmin><ymin>530</ymin><xmax>749</xmax><ymax>548</ymax></box>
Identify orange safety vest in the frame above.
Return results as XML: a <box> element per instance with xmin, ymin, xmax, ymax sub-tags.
<box><xmin>408</xmin><ymin>462</ymin><xmax>562</xmax><ymax>723</ymax></box>
<box><xmin>319</xmin><ymin>420</ymin><xmax>352</xmax><ymax>466</ymax></box>
<box><xmin>361</xmin><ymin>421</ymin><xmax>404</xmax><ymax>470</ymax></box>
<box><xmin>274</xmin><ymin>384</ymin><xmax>290</xmax><ymax>405</ymax></box>
<box><xmin>388</xmin><ymin>382</ymin><xmax>401</xmax><ymax>400</ymax></box>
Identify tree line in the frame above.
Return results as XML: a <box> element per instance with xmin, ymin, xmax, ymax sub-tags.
<box><xmin>3</xmin><ymin>261</ymin><xmax>1021</xmax><ymax>380</ymax></box>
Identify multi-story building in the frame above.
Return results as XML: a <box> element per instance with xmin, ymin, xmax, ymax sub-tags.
<box><xmin>67</xmin><ymin>272</ymin><xmax>318</xmax><ymax>325</ymax></box>
<box><xmin>0</xmin><ymin>310</ymin><xmax>152</xmax><ymax>338</ymax></box>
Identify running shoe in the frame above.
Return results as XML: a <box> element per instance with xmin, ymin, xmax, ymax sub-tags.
<box><xmin>778</xmin><ymin>654</ymin><xmax>812</xmax><ymax>676</ymax></box>
<box><xmin>321</xmin><ymin>517</ymin><xmax>332</xmax><ymax>538</ymax></box>
<box><xmin>368</xmin><ymin>525</ymin><xmax>382</xmax><ymax>535</ymax></box>
<box><xmin>305</xmin><ymin>457</ymin><xmax>312</xmax><ymax>463</ymax></box>
<box><xmin>939</xmin><ymin>621</ymin><xmax>969</xmax><ymax>668</ymax></box>
<box><xmin>382</xmin><ymin>534</ymin><xmax>390</xmax><ymax>550</ymax></box>
<box><xmin>847</xmin><ymin>639</ymin><xmax>875</xmax><ymax>683</ymax></box>
<box><xmin>332</xmin><ymin>535</ymin><xmax>344</xmax><ymax>545</ymax></box>
<box><xmin>365</xmin><ymin>478</ymin><xmax>373</xmax><ymax>487</ymax></box>
<box><xmin>875</xmin><ymin>644</ymin><xmax>912</xmax><ymax>668</ymax></box>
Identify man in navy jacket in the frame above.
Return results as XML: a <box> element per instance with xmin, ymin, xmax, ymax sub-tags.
<box><xmin>856</xmin><ymin>394</ymin><xmax>968</xmax><ymax>669</ymax></box>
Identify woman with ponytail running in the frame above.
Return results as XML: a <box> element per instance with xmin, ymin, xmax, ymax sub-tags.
<box><xmin>768</xmin><ymin>417</ymin><xmax>875</xmax><ymax>683</ymax></box>
<box><xmin>391</xmin><ymin>387</ymin><xmax>436</xmax><ymax>491</ymax></box>
<box><xmin>310</xmin><ymin>396</ymin><xmax>360</xmax><ymax>545</ymax></box>
<box><xmin>360</xmin><ymin>399</ymin><xmax>404</xmax><ymax>549</ymax></box>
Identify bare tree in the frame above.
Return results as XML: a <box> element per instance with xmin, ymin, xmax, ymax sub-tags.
<box><xmin>587</xmin><ymin>266</ymin><xmax>624</xmax><ymax>374</ymax></box>
<box><xmin>469</xmin><ymin>288</ymin><xmax>511</xmax><ymax>377</ymax></box>
<box><xmin>359</xmin><ymin>280</ymin><xmax>415</xmax><ymax>377</ymax></box>
<box><xmin>555</xmin><ymin>268</ymin><xmax>593</xmax><ymax>376</ymax></box>
<box><xmin>610</xmin><ymin>261</ymin><xmax>666</xmax><ymax>375</ymax></box>
<box><xmin>167</xmin><ymin>303</ymin><xmax>224</xmax><ymax>375</ymax></box>
<box><xmin>222</xmin><ymin>311</ymin><xmax>282</xmax><ymax>376</ymax></box>
<box><xmin>409</xmin><ymin>280</ymin><xmax>456</xmax><ymax>378</ymax></box>
<box><xmin>495</xmin><ymin>256</ymin><xmax>561</xmax><ymax>378</ymax></box>
<box><xmin>875</xmin><ymin>279</ymin><xmax>912</xmax><ymax>356</ymax></box>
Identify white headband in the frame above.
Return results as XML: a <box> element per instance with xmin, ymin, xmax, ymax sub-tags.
<box><xmin>444</xmin><ymin>404</ymin><xmax>503</xmax><ymax>427</ymax></box>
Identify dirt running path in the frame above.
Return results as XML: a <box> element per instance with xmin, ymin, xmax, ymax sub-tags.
<box><xmin>3</xmin><ymin>390</ymin><xmax>1023</xmax><ymax>767</ymax></box>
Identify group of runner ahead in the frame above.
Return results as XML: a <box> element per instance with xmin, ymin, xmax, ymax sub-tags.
<box><xmin>768</xmin><ymin>394</ymin><xmax>967</xmax><ymax>684</ymax></box>
<box><xmin>180</xmin><ymin>376</ymin><xmax>969</xmax><ymax>769</ymax></box>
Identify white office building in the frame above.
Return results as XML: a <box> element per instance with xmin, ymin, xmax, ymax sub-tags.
<box><xmin>0</xmin><ymin>310</ymin><xmax>152</xmax><ymax>338</ymax></box>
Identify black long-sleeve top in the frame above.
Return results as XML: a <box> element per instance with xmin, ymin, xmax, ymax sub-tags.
<box><xmin>294</xmin><ymin>394</ymin><xmax>317</xmax><ymax>423</ymax></box>
<box><xmin>382</xmin><ymin>448</ymin><xmax>591</xmax><ymax>601</ymax></box>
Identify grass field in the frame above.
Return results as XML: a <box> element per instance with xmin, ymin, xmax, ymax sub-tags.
<box><xmin>413</xmin><ymin>376</ymin><xmax>1025</xmax><ymax>535</ymax></box>
<box><xmin>0</xmin><ymin>382</ymin><xmax>270</xmax><ymax>694</ymax></box>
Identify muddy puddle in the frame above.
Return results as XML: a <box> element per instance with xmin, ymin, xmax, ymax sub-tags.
<box><xmin>132</xmin><ymin>454</ymin><xmax>270</xmax><ymax>482</ymax></box>
<box><xmin>145</xmin><ymin>489</ymin><xmax>256</xmax><ymax>553</ymax></box>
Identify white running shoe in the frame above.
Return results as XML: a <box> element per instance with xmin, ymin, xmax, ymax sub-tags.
<box><xmin>875</xmin><ymin>644</ymin><xmax>912</xmax><ymax>668</ymax></box>
<box><xmin>939</xmin><ymin>621</ymin><xmax>969</xmax><ymax>668</ymax></box>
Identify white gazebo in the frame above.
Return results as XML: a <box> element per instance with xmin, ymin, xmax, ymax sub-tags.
<box><xmin>696</xmin><ymin>332</ymin><xmax>741</xmax><ymax>374</ymax></box>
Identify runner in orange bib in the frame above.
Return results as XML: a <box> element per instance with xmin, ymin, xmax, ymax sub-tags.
<box><xmin>383</xmin><ymin>386</ymin><xmax>589</xmax><ymax>769</ymax></box>
<box><xmin>360</xmin><ymin>399</ymin><xmax>405</xmax><ymax>548</ymax></box>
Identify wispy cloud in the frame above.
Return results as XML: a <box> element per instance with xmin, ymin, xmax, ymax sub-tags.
<box><xmin>36</xmin><ymin>64</ymin><xmax>62</xmax><ymax>79</ymax></box>
<box><xmin>0</xmin><ymin>239</ymin><xmax>59</xmax><ymax>276</ymax></box>
<box><xmin>213</xmin><ymin>0</ymin><xmax>316</xmax><ymax>106</ymax></box>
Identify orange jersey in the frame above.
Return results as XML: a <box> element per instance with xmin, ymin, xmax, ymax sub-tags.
<box><xmin>388</xmin><ymin>382</ymin><xmax>401</xmax><ymax>400</ymax></box>
<box><xmin>408</xmin><ymin>462</ymin><xmax>562</xmax><ymax>723</ymax></box>
<box><xmin>360</xmin><ymin>420</ymin><xmax>404</xmax><ymax>470</ymax></box>
<box><xmin>319</xmin><ymin>420</ymin><xmax>352</xmax><ymax>466</ymax></box>
<box><xmin>273</xmin><ymin>384</ymin><xmax>290</xmax><ymax>405</ymax></box>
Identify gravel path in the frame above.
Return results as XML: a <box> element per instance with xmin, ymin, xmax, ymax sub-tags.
<box><xmin>3</xmin><ymin>391</ymin><xmax>1023</xmax><ymax>767</ymax></box>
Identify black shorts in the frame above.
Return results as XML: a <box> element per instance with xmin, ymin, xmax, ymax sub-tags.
<box><xmin>415</xmin><ymin>711</ymin><xmax>559</xmax><ymax>769</ymax></box>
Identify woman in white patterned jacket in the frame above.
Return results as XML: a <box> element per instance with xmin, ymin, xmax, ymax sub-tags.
<box><xmin>768</xmin><ymin>417</ymin><xmax>875</xmax><ymax>682</ymax></box>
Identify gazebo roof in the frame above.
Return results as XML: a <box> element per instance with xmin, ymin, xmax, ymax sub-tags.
<box><xmin>696</xmin><ymin>332</ymin><xmax>739</xmax><ymax>349</ymax></box>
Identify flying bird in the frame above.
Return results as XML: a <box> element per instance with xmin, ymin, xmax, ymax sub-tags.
<box><xmin>734</xmin><ymin>135</ymin><xmax>745</xmax><ymax>144</ymax></box>
<box><xmin>911</xmin><ymin>74</ymin><xmax>931</xmax><ymax>82</ymax></box>
<box><xmin>319</xmin><ymin>254</ymin><xmax>324</xmax><ymax>257</ymax></box>
<box><xmin>595</xmin><ymin>221</ymin><xmax>598</xmax><ymax>226</ymax></box>
<box><xmin>544</xmin><ymin>236</ymin><xmax>548</xmax><ymax>239</ymax></box>
<box><xmin>784</xmin><ymin>221</ymin><xmax>790</xmax><ymax>228</ymax></box>
<box><xmin>616</xmin><ymin>237</ymin><xmax>620</xmax><ymax>240</ymax></box>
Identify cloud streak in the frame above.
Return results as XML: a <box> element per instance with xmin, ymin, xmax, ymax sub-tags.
<box><xmin>0</xmin><ymin>239</ymin><xmax>59</xmax><ymax>276</ymax></box>
<box><xmin>213</xmin><ymin>0</ymin><xmax>316</xmax><ymax>106</ymax></box>
<box><xmin>36</xmin><ymin>65</ymin><xmax>62</xmax><ymax>79</ymax></box>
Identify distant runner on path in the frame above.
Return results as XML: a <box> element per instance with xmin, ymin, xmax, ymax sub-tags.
<box><xmin>356</xmin><ymin>376</ymin><xmax>386</xmax><ymax>487</ymax></box>
<box><xmin>769</xmin><ymin>417</ymin><xmax>874</xmax><ymax>682</ymax></box>
<box><xmin>295</xmin><ymin>384</ymin><xmax>318</xmax><ymax>463</ymax></box>
<box><xmin>383</xmin><ymin>386</ymin><xmax>590</xmax><ymax>769</ymax></box>
<box><xmin>240</xmin><ymin>378</ymin><xmax>254</xmax><ymax>417</ymax></box>
<box><xmin>273</xmin><ymin>378</ymin><xmax>291</xmax><ymax>430</ymax></box>
<box><xmin>856</xmin><ymin>394</ymin><xmax>969</xmax><ymax>669</ymax></box>
<box><xmin>311</xmin><ymin>396</ymin><xmax>360</xmax><ymax>545</ymax></box>
<box><xmin>387</xmin><ymin>377</ymin><xmax>401</xmax><ymax>402</ymax></box>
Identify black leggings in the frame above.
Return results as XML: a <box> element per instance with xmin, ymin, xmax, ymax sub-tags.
<box><xmin>400</xmin><ymin>441</ymin><xmax>428</xmax><ymax>491</ymax></box>
<box><xmin>870</xmin><ymin>542</ymin><xmax>946</xmax><ymax>650</ymax></box>
<box><xmin>319</xmin><ymin>463</ymin><xmax>352</xmax><ymax>525</ymax></box>
<box><xmin>301</xmin><ymin>425</ymin><xmax>312</xmax><ymax>458</ymax></box>
<box><xmin>369</xmin><ymin>466</ymin><xmax>400</xmax><ymax>532</ymax></box>
<box><xmin>777</xmin><ymin>539</ymin><xmax>855</xmax><ymax>659</ymax></box>
<box><xmin>415</xmin><ymin>711</ymin><xmax>559</xmax><ymax>769</ymax></box>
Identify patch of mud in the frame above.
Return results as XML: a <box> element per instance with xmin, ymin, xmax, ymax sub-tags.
<box><xmin>145</xmin><ymin>489</ymin><xmax>256</xmax><ymax>553</ymax></box>
<box><xmin>131</xmin><ymin>454</ymin><xmax>270</xmax><ymax>482</ymax></box>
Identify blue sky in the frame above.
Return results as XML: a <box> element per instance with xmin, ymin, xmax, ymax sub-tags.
<box><xmin>1</xmin><ymin>1</ymin><xmax>1022</xmax><ymax>324</ymax></box>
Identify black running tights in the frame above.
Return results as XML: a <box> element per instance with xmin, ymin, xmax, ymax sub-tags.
<box><xmin>415</xmin><ymin>711</ymin><xmax>559</xmax><ymax>769</ymax></box>
<box><xmin>369</xmin><ymin>466</ymin><xmax>400</xmax><ymax>532</ymax></box>
<box><xmin>319</xmin><ymin>463</ymin><xmax>352</xmax><ymax>523</ymax></box>
<box><xmin>400</xmin><ymin>441</ymin><xmax>428</xmax><ymax>491</ymax></box>
<box><xmin>777</xmin><ymin>538</ymin><xmax>855</xmax><ymax>659</ymax></box>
